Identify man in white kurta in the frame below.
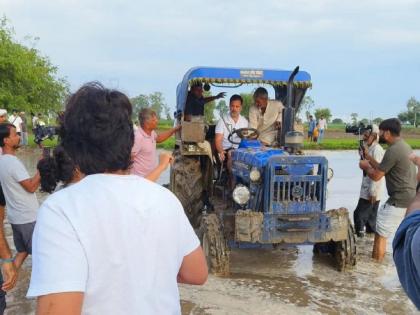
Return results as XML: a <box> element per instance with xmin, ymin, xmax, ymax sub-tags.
<box><xmin>249</xmin><ymin>87</ymin><xmax>284</xmax><ymax>146</ymax></box>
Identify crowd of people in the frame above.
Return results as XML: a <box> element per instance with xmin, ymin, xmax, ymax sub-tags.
<box><xmin>1</xmin><ymin>82</ymin><xmax>420</xmax><ymax>312</ymax></box>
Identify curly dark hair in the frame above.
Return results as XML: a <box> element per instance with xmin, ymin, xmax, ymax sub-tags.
<box><xmin>59</xmin><ymin>82</ymin><xmax>134</xmax><ymax>175</ymax></box>
<box><xmin>37</xmin><ymin>146</ymin><xmax>76</xmax><ymax>193</ymax></box>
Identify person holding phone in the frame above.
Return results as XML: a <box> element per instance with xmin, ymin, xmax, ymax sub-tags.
<box><xmin>354</xmin><ymin>125</ymin><xmax>385</xmax><ymax>237</ymax></box>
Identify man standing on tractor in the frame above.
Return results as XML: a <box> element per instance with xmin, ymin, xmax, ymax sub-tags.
<box><xmin>249</xmin><ymin>87</ymin><xmax>284</xmax><ymax>146</ymax></box>
<box><xmin>359</xmin><ymin>118</ymin><xmax>417</xmax><ymax>262</ymax></box>
<box><xmin>215</xmin><ymin>94</ymin><xmax>248</xmax><ymax>188</ymax></box>
<box><xmin>184</xmin><ymin>82</ymin><xmax>225</xmax><ymax>121</ymax></box>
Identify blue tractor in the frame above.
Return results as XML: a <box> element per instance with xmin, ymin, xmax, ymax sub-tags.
<box><xmin>170</xmin><ymin>67</ymin><xmax>356</xmax><ymax>274</ymax></box>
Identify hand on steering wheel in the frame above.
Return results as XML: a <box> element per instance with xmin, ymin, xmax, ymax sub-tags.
<box><xmin>227</xmin><ymin>128</ymin><xmax>259</xmax><ymax>145</ymax></box>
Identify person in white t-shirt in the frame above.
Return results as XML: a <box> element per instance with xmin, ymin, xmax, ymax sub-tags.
<box><xmin>317</xmin><ymin>115</ymin><xmax>327</xmax><ymax>144</ymax></box>
<box><xmin>8</xmin><ymin>110</ymin><xmax>23</xmax><ymax>135</ymax></box>
<box><xmin>27</xmin><ymin>82</ymin><xmax>207</xmax><ymax>315</ymax></box>
<box><xmin>0</xmin><ymin>113</ymin><xmax>19</xmax><ymax>313</ymax></box>
<box><xmin>215</xmin><ymin>94</ymin><xmax>248</xmax><ymax>188</ymax></box>
<box><xmin>0</xmin><ymin>123</ymin><xmax>40</xmax><ymax>269</ymax></box>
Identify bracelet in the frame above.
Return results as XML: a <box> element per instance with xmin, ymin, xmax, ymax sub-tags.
<box><xmin>0</xmin><ymin>257</ymin><xmax>15</xmax><ymax>264</ymax></box>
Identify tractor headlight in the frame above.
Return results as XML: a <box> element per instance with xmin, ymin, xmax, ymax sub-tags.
<box><xmin>232</xmin><ymin>185</ymin><xmax>250</xmax><ymax>206</ymax></box>
<box><xmin>250</xmin><ymin>167</ymin><xmax>261</xmax><ymax>182</ymax></box>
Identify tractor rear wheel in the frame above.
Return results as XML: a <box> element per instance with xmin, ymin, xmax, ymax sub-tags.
<box><xmin>170</xmin><ymin>150</ymin><xmax>204</xmax><ymax>228</ymax></box>
<box><xmin>198</xmin><ymin>213</ymin><xmax>230</xmax><ymax>275</ymax></box>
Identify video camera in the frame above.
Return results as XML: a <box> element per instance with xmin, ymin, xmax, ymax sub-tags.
<box><xmin>345</xmin><ymin>122</ymin><xmax>372</xmax><ymax>136</ymax></box>
<box><xmin>33</xmin><ymin>125</ymin><xmax>57</xmax><ymax>145</ymax></box>
<box><xmin>345</xmin><ymin>123</ymin><xmax>373</xmax><ymax>175</ymax></box>
<box><xmin>346</xmin><ymin>123</ymin><xmax>373</xmax><ymax>159</ymax></box>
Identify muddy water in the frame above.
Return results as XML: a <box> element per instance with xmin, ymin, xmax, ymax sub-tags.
<box><xmin>4</xmin><ymin>149</ymin><xmax>418</xmax><ymax>314</ymax></box>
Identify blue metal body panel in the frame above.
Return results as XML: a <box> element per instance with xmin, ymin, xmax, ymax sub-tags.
<box><xmin>263</xmin><ymin>156</ymin><xmax>327</xmax><ymax>215</ymax></box>
<box><xmin>238</xmin><ymin>139</ymin><xmax>262</xmax><ymax>149</ymax></box>
<box><xmin>228</xmin><ymin>146</ymin><xmax>330</xmax><ymax>244</ymax></box>
<box><xmin>232</xmin><ymin>147</ymin><xmax>287</xmax><ymax>169</ymax></box>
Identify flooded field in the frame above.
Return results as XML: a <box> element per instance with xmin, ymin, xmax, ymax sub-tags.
<box><xmin>4</xmin><ymin>149</ymin><xmax>418</xmax><ymax>314</ymax></box>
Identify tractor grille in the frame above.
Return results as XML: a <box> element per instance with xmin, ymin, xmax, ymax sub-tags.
<box><xmin>265</xmin><ymin>156</ymin><xmax>327</xmax><ymax>214</ymax></box>
<box><xmin>272</xmin><ymin>178</ymin><xmax>321</xmax><ymax>202</ymax></box>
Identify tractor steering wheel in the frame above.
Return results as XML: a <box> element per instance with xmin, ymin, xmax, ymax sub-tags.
<box><xmin>227</xmin><ymin>128</ymin><xmax>259</xmax><ymax>145</ymax></box>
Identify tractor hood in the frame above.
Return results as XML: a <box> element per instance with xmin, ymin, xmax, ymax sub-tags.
<box><xmin>232</xmin><ymin>146</ymin><xmax>287</xmax><ymax>169</ymax></box>
<box><xmin>232</xmin><ymin>142</ymin><xmax>314</xmax><ymax>176</ymax></box>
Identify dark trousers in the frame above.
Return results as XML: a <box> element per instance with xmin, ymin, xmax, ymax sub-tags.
<box><xmin>0</xmin><ymin>272</ymin><xmax>5</xmax><ymax>315</ymax></box>
<box><xmin>354</xmin><ymin>198</ymin><xmax>380</xmax><ymax>233</ymax></box>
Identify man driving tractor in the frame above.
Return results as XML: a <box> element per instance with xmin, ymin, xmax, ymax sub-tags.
<box><xmin>215</xmin><ymin>94</ymin><xmax>248</xmax><ymax>189</ymax></box>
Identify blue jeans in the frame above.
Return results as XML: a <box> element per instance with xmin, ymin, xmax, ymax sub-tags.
<box><xmin>20</xmin><ymin>132</ymin><xmax>28</xmax><ymax>146</ymax></box>
<box><xmin>317</xmin><ymin>129</ymin><xmax>325</xmax><ymax>143</ymax></box>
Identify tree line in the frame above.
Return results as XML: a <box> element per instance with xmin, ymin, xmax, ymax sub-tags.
<box><xmin>3</xmin><ymin>17</ymin><xmax>417</xmax><ymax>128</ymax></box>
<box><xmin>0</xmin><ymin>18</ymin><xmax>68</xmax><ymax>115</ymax></box>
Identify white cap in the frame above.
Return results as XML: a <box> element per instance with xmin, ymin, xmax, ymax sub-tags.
<box><xmin>371</xmin><ymin>124</ymin><xmax>379</xmax><ymax>134</ymax></box>
<box><xmin>0</xmin><ymin>109</ymin><xmax>7</xmax><ymax>116</ymax></box>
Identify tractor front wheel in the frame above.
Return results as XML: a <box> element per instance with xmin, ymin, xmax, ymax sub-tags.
<box><xmin>332</xmin><ymin>219</ymin><xmax>357</xmax><ymax>271</ymax></box>
<box><xmin>197</xmin><ymin>213</ymin><xmax>230</xmax><ymax>276</ymax></box>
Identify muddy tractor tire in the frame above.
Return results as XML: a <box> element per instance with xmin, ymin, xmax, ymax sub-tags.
<box><xmin>170</xmin><ymin>150</ymin><xmax>204</xmax><ymax>228</ymax></box>
<box><xmin>332</xmin><ymin>219</ymin><xmax>357</xmax><ymax>271</ymax></box>
<box><xmin>198</xmin><ymin>213</ymin><xmax>230</xmax><ymax>276</ymax></box>
<box><xmin>313</xmin><ymin>218</ymin><xmax>356</xmax><ymax>271</ymax></box>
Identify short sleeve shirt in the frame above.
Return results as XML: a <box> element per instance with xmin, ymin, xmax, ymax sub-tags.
<box><xmin>9</xmin><ymin>115</ymin><xmax>23</xmax><ymax>133</ymax></box>
<box><xmin>318</xmin><ymin>119</ymin><xmax>327</xmax><ymax>130</ymax></box>
<box><xmin>0</xmin><ymin>154</ymin><xmax>39</xmax><ymax>224</ymax></box>
<box><xmin>378</xmin><ymin>139</ymin><xmax>417</xmax><ymax>207</ymax></box>
<box><xmin>215</xmin><ymin>114</ymin><xmax>248</xmax><ymax>150</ymax></box>
<box><xmin>184</xmin><ymin>93</ymin><xmax>206</xmax><ymax>116</ymax></box>
<box><xmin>360</xmin><ymin>142</ymin><xmax>385</xmax><ymax>200</ymax></box>
<box><xmin>27</xmin><ymin>174</ymin><xmax>200</xmax><ymax>314</ymax></box>
<box><xmin>308</xmin><ymin>120</ymin><xmax>316</xmax><ymax>132</ymax></box>
<box><xmin>131</xmin><ymin>127</ymin><xmax>158</xmax><ymax>177</ymax></box>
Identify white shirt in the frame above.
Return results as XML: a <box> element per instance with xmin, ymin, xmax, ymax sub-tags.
<box><xmin>9</xmin><ymin>115</ymin><xmax>23</xmax><ymax>133</ymax></box>
<box><xmin>215</xmin><ymin>114</ymin><xmax>248</xmax><ymax>149</ymax></box>
<box><xmin>28</xmin><ymin>174</ymin><xmax>199</xmax><ymax>315</ymax></box>
<box><xmin>318</xmin><ymin>118</ymin><xmax>327</xmax><ymax>130</ymax></box>
<box><xmin>0</xmin><ymin>154</ymin><xmax>38</xmax><ymax>224</ymax></box>
<box><xmin>32</xmin><ymin>116</ymin><xmax>39</xmax><ymax>127</ymax></box>
<box><xmin>249</xmin><ymin>100</ymin><xmax>284</xmax><ymax>145</ymax></box>
<box><xmin>360</xmin><ymin>142</ymin><xmax>385</xmax><ymax>200</ymax></box>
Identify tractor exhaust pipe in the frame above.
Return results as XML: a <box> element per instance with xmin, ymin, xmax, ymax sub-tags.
<box><xmin>280</xmin><ymin>66</ymin><xmax>299</xmax><ymax>146</ymax></box>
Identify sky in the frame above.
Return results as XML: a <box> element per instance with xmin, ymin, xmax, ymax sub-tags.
<box><xmin>1</xmin><ymin>0</ymin><xmax>420</xmax><ymax>122</ymax></box>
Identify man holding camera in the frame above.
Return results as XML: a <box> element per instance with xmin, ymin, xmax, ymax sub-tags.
<box><xmin>360</xmin><ymin>118</ymin><xmax>417</xmax><ymax>262</ymax></box>
<box><xmin>354</xmin><ymin>125</ymin><xmax>385</xmax><ymax>237</ymax></box>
